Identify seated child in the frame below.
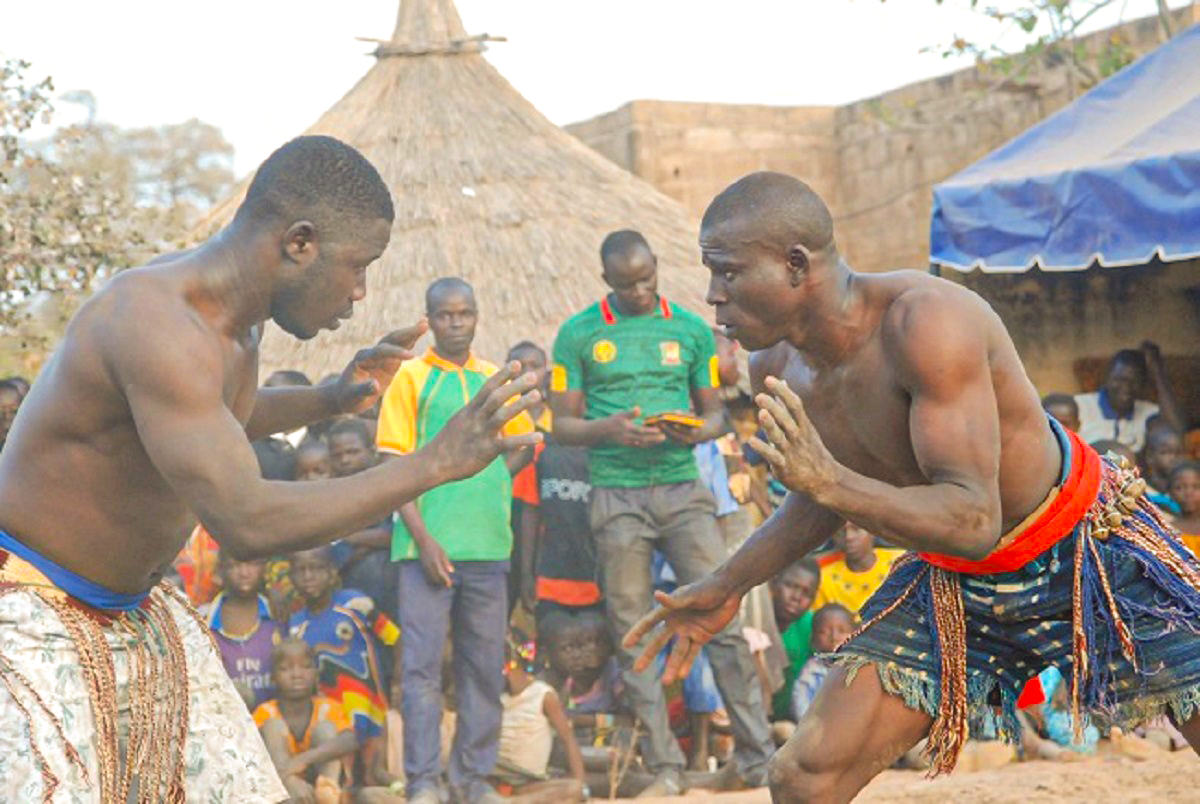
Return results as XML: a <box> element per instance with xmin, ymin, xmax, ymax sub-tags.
<box><xmin>289</xmin><ymin>546</ymin><xmax>401</xmax><ymax>784</ymax></box>
<box><xmin>206</xmin><ymin>550</ymin><xmax>281</xmax><ymax>709</ymax></box>
<box><xmin>1168</xmin><ymin>462</ymin><xmax>1200</xmax><ymax>556</ymax></box>
<box><xmin>293</xmin><ymin>439</ymin><xmax>333</xmax><ymax>481</ymax></box>
<box><xmin>813</xmin><ymin>524</ymin><xmax>904</xmax><ymax>614</ymax></box>
<box><xmin>1142</xmin><ymin>427</ymin><xmax>1184</xmax><ymax>515</ymax></box>
<box><xmin>790</xmin><ymin>603</ymin><xmax>854</xmax><ymax>722</ymax></box>
<box><xmin>542</xmin><ymin>611</ymin><xmax>626</xmax><ymax>728</ymax></box>
<box><xmin>254</xmin><ymin>637</ymin><xmax>357</xmax><ymax>803</ymax></box>
<box><xmin>493</xmin><ymin>630</ymin><xmax>586</xmax><ymax>803</ymax></box>
<box><xmin>768</xmin><ymin>558</ymin><xmax>820</xmax><ymax>733</ymax></box>
<box><xmin>264</xmin><ymin>439</ymin><xmax>334</xmax><ymax>620</ymax></box>
<box><xmin>327</xmin><ymin>418</ymin><xmax>398</xmax><ymax>623</ymax></box>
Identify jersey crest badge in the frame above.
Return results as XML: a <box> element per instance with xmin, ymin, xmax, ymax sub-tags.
<box><xmin>593</xmin><ymin>339</ymin><xmax>617</xmax><ymax>364</ymax></box>
<box><xmin>660</xmin><ymin>340</ymin><xmax>681</xmax><ymax>366</ymax></box>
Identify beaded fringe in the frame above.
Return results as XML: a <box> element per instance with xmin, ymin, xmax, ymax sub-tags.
<box><xmin>836</xmin><ymin>455</ymin><xmax>1200</xmax><ymax>778</ymax></box>
<box><xmin>0</xmin><ymin>579</ymin><xmax>191</xmax><ymax>803</ymax></box>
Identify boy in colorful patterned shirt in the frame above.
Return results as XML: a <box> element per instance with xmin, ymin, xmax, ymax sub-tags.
<box><xmin>288</xmin><ymin>546</ymin><xmax>400</xmax><ymax>780</ymax></box>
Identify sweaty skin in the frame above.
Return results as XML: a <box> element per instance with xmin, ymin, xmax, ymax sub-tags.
<box><xmin>0</xmin><ymin>222</ymin><xmax>541</xmax><ymax>595</ymax></box>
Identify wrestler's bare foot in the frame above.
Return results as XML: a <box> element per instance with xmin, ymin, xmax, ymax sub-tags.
<box><xmin>1110</xmin><ymin>726</ymin><xmax>1164</xmax><ymax>761</ymax></box>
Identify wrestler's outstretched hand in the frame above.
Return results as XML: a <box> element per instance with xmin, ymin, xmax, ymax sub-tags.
<box><xmin>333</xmin><ymin>319</ymin><xmax>430</xmax><ymax>414</ymax></box>
<box><xmin>427</xmin><ymin>361</ymin><xmax>544</xmax><ymax>482</ymax></box>
<box><xmin>750</xmin><ymin>376</ymin><xmax>840</xmax><ymax>498</ymax></box>
<box><xmin>623</xmin><ymin>574</ymin><xmax>742</xmax><ymax>685</ymax></box>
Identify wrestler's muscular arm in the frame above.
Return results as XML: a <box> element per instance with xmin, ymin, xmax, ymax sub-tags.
<box><xmin>756</xmin><ymin>289</ymin><xmax>1003</xmax><ymax>559</ymax></box>
<box><xmin>110</xmin><ymin>305</ymin><xmax>540</xmax><ymax>560</ymax></box>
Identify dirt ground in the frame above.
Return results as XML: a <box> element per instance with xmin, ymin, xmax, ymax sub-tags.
<box><xmin>622</xmin><ymin>748</ymin><xmax>1200</xmax><ymax>802</ymax></box>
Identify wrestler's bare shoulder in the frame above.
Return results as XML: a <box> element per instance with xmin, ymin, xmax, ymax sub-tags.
<box><xmin>871</xmin><ymin>273</ymin><xmax>1005</xmax><ymax>364</ymax></box>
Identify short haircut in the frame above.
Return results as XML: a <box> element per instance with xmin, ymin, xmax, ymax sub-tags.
<box><xmin>252</xmin><ymin>437</ymin><xmax>296</xmax><ymax>480</ymax></box>
<box><xmin>1146</xmin><ymin>424</ymin><xmax>1182</xmax><ymax>448</ymax></box>
<box><xmin>537</xmin><ymin>610</ymin><xmax>576</xmax><ymax>645</ymax></box>
<box><xmin>575</xmin><ymin>610</ymin><xmax>612</xmax><ymax>647</ymax></box>
<box><xmin>778</xmin><ymin>556</ymin><xmax>820</xmax><ymax>582</ymax></box>
<box><xmin>425</xmin><ymin>277</ymin><xmax>475</xmax><ymax>312</ymax></box>
<box><xmin>507</xmin><ymin>340</ymin><xmax>546</xmax><ymax>361</ymax></box>
<box><xmin>1109</xmin><ymin>349</ymin><xmax>1147</xmax><ymax>378</ymax></box>
<box><xmin>1169</xmin><ymin>461</ymin><xmax>1200</xmax><ymax>486</ymax></box>
<box><xmin>0</xmin><ymin>379</ymin><xmax>21</xmax><ymax>398</ymax></box>
<box><xmin>294</xmin><ymin>438</ymin><xmax>330</xmax><ymax>458</ymax></box>
<box><xmin>600</xmin><ymin>230</ymin><xmax>651</xmax><ymax>266</ymax></box>
<box><xmin>701</xmin><ymin>172</ymin><xmax>835</xmax><ymax>254</ymax></box>
<box><xmin>328</xmin><ymin>417</ymin><xmax>374</xmax><ymax>448</ymax></box>
<box><xmin>234</xmin><ymin>135</ymin><xmax>393</xmax><ymax>240</ymax></box>
<box><xmin>271</xmin><ymin>636</ymin><xmax>315</xmax><ymax>667</ymax></box>
<box><xmin>265</xmin><ymin>370</ymin><xmax>312</xmax><ymax>388</ymax></box>
<box><xmin>1040</xmin><ymin>393</ymin><xmax>1078</xmax><ymax>414</ymax></box>
<box><xmin>812</xmin><ymin>602</ymin><xmax>853</xmax><ymax>630</ymax></box>
<box><xmin>216</xmin><ymin>549</ymin><xmax>264</xmax><ymax>570</ymax></box>
<box><xmin>290</xmin><ymin>544</ymin><xmax>334</xmax><ymax>567</ymax></box>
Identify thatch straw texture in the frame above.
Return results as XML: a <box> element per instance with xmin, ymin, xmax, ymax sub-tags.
<box><xmin>197</xmin><ymin>0</ymin><xmax>711</xmax><ymax>378</ymax></box>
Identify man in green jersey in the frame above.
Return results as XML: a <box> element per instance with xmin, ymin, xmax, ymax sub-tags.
<box><xmin>550</xmin><ymin>230</ymin><xmax>773</xmax><ymax>795</ymax></box>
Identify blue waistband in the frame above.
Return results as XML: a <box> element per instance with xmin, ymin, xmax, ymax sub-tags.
<box><xmin>0</xmin><ymin>529</ymin><xmax>150</xmax><ymax>611</ymax></box>
<box><xmin>1046</xmin><ymin>414</ymin><xmax>1073</xmax><ymax>487</ymax></box>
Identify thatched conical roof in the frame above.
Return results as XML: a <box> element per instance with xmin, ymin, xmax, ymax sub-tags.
<box><xmin>199</xmin><ymin>0</ymin><xmax>710</xmax><ymax>377</ymax></box>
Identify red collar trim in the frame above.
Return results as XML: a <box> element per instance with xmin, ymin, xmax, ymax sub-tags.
<box><xmin>600</xmin><ymin>296</ymin><xmax>671</xmax><ymax>325</ymax></box>
<box><xmin>600</xmin><ymin>297</ymin><xmax>616</xmax><ymax>325</ymax></box>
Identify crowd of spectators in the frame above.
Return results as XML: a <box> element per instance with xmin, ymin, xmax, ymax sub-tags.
<box><xmin>4</xmin><ymin>238</ymin><xmax>1198</xmax><ymax>801</ymax></box>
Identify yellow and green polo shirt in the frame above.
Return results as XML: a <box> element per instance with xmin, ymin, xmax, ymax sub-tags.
<box><xmin>551</xmin><ymin>295</ymin><xmax>718</xmax><ymax>488</ymax></box>
<box><xmin>377</xmin><ymin>348</ymin><xmax>533</xmax><ymax>562</ymax></box>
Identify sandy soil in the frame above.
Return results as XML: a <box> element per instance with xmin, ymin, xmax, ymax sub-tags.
<box><xmin>622</xmin><ymin>749</ymin><xmax>1200</xmax><ymax>802</ymax></box>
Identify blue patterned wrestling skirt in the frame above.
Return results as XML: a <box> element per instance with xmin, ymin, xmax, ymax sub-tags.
<box><xmin>830</xmin><ymin>451</ymin><xmax>1200</xmax><ymax>774</ymax></box>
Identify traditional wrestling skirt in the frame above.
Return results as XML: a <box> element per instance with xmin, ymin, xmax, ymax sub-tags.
<box><xmin>0</xmin><ymin>542</ymin><xmax>288</xmax><ymax>803</ymax></box>
<box><xmin>831</xmin><ymin>419</ymin><xmax>1200</xmax><ymax>775</ymax></box>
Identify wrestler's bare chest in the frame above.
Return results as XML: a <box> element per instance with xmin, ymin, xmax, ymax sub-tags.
<box><xmin>0</xmin><ymin>306</ymin><xmax>260</xmax><ymax>592</ymax></box>
<box><xmin>776</xmin><ymin>344</ymin><xmax>925</xmax><ymax>487</ymax></box>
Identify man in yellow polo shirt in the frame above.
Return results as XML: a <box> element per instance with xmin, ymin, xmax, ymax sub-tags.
<box><xmin>377</xmin><ymin>277</ymin><xmax>532</xmax><ymax>804</ymax></box>
<box><xmin>550</xmin><ymin>231</ymin><xmax>773</xmax><ymax>795</ymax></box>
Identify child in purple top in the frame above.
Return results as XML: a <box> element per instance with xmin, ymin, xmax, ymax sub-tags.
<box><xmin>206</xmin><ymin>551</ymin><xmax>281</xmax><ymax>709</ymax></box>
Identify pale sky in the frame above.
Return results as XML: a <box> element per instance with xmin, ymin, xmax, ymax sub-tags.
<box><xmin>2</xmin><ymin>0</ymin><xmax>1179</xmax><ymax>174</ymax></box>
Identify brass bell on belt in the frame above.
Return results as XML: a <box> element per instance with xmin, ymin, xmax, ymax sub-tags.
<box><xmin>1105</xmin><ymin>510</ymin><xmax>1125</xmax><ymax>529</ymax></box>
<box><xmin>1123</xmin><ymin>478</ymin><xmax>1147</xmax><ymax>499</ymax></box>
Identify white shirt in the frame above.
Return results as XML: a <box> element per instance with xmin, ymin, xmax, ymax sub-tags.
<box><xmin>1074</xmin><ymin>391</ymin><xmax>1158</xmax><ymax>453</ymax></box>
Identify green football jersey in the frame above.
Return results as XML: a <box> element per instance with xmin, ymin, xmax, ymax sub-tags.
<box><xmin>551</xmin><ymin>295</ymin><xmax>717</xmax><ymax>488</ymax></box>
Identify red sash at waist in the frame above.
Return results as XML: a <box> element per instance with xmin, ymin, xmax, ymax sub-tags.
<box><xmin>919</xmin><ymin>426</ymin><xmax>1102</xmax><ymax>575</ymax></box>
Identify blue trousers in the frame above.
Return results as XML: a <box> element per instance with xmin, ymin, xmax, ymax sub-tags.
<box><xmin>398</xmin><ymin>559</ymin><xmax>509</xmax><ymax>799</ymax></box>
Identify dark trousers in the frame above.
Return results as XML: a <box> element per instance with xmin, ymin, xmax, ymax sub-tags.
<box><xmin>591</xmin><ymin>480</ymin><xmax>774</xmax><ymax>783</ymax></box>
<box><xmin>398</xmin><ymin>559</ymin><xmax>509</xmax><ymax>799</ymax></box>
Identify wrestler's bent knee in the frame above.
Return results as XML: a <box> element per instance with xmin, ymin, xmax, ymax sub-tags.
<box><xmin>767</xmin><ymin>745</ymin><xmax>837</xmax><ymax>803</ymax></box>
